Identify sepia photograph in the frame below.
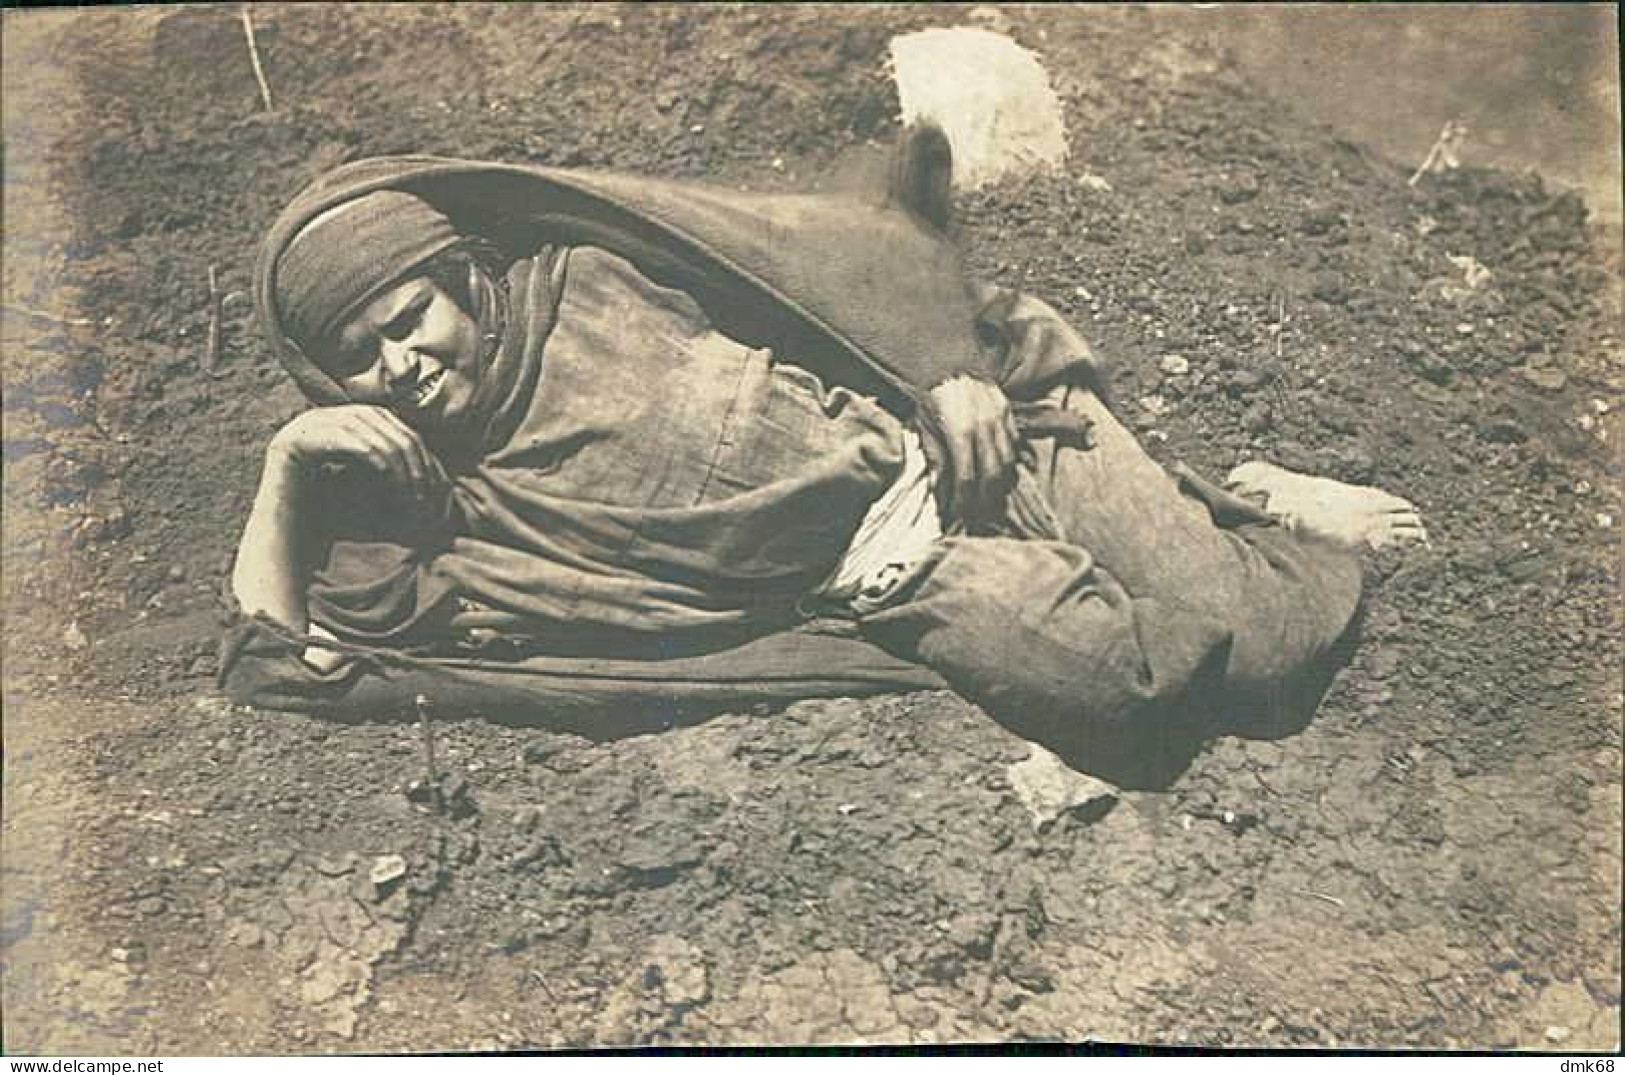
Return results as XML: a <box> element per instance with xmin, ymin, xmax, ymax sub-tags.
<box><xmin>2</xmin><ymin>1</ymin><xmax>1620</xmax><ymax>1056</ymax></box>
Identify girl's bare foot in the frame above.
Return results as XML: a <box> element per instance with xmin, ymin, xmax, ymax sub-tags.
<box><xmin>1225</xmin><ymin>460</ymin><xmax>1431</xmax><ymax>552</ymax></box>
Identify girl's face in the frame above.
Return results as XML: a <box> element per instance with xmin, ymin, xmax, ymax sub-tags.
<box><xmin>323</xmin><ymin>277</ymin><xmax>486</xmax><ymax>439</ymax></box>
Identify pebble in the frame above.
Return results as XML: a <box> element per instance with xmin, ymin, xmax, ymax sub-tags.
<box><xmin>1225</xmin><ymin>369</ymin><xmax>1267</xmax><ymax>395</ymax></box>
<box><xmin>1006</xmin><ymin>961</ymin><xmax>1056</xmax><ymax>993</ymax></box>
<box><xmin>1477</xmin><ymin>416</ymin><xmax>1528</xmax><ymax>444</ymax></box>
<box><xmin>1242</xmin><ymin>403</ymin><xmax>1274</xmax><ymax>434</ymax></box>
<box><xmin>137</xmin><ymin>896</ymin><xmax>167</xmax><ymax>917</ymax></box>
<box><xmin>1519</xmin><ymin>365</ymin><xmax>1567</xmax><ymax>391</ymax></box>
<box><xmin>1544</xmin><ymin>1025</ymin><xmax>1571</xmax><ymax>1044</ymax></box>
<box><xmin>62</xmin><ymin>622</ymin><xmax>88</xmax><ymax>651</ymax></box>
<box><xmin>1408</xmin><ymin>350</ymin><xmax>1455</xmax><ymax>386</ymax></box>
<box><xmin>965</xmin><ymin>5</ymin><xmax>1013</xmax><ymax>34</ymax></box>
<box><xmin>369</xmin><ymin>854</ymin><xmax>408</xmax><ymax>890</ymax></box>
<box><xmin>1411</xmin><ymin>380</ymin><xmax>1456</xmax><ymax>406</ymax></box>
<box><xmin>1159</xmin><ymin>354</ymin><xmax>1190</xmax><ymax>377</ymax></box>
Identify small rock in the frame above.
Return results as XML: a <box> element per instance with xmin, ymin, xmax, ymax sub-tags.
<box><xmin>1139</xmin><ymin>394</ymin><xmax>1171</xmax><ymax>418</ymax></box>
<box><xmin>645</xmin><ymin>934</ymin><xmax>710</xmax><ymax>1008</ymax></box>
<box><xmin>1006</xmin><ymin>744</ymin><xmax>1117</xmax><ymax>830</ymax></box>
<box><xmin>942</xmin><ymin>912</ymin><xmax>999</xmax><ymax>959</ymax></box>
<box><xmin>1242</xmin><ymin>402</ymin><xmax>1274</xmax><ymax>434</ymax></box>
<box><xmin>1477</xmin><ymin>416</ymin><xmax>1528</xmax><ymax>444</ymax></box>
<box><xmin>965</xmin><ymin>5</ymin><xmax>1012</xmax><ymax>34</ymax></box>
<box><xmin>136</xmin><ymin>896</ymin><xmax>167</xmax><ymax>917</ymax></box>
<box><xmin>1544</xmin><ymin>1025</ymin><xmax>1571</xmax><ymax>1044</ymax></box>
<box><xmin>1312</xmin><ymin>280</ymin><xmax>1349</xmax><ymax>306</ymax></box>
<box><xmin>1225</xmin><ymin>368</ymin><xmax>1267</xmax><ymax>395</ymax></box>
<box><xmin>63</xmin><ymin>622</ymin><xmax>88</xmax><ymax>651</ymax></box>
<box><xmin>1410</xmin><ymin>380</ymin><xmax>1456</xmax><ymax>406</ymax></box>
<box><xmin>90</xmin><ymin>510</ymin><xmax>133</xmax><ymax>544</ymax></box>
<box><xmin>1519</xmin><ymin>365</ymin><xmax>1567</xmax><ymax>391</ymax></box>
<box><xmin>440</xmin><ymin>773</ymin><xmax>474</xmax><ymax>817</ymax></box>
<box><xmin>1006</xmin><ymin>961</ymin><xmax>1056</xmax><ymax>993</ymax></box>
<box><xmin>1299</xmin><ymin>210</ymin><xmax>1341</xmax><ymax>236</ymax></box>
<box><xmin>1498</xmin><ymin>548</ymin><xmax>1551</xmax><ymax>582</ymax></box>
<box><xmin>1447</xmin><ymin>254</ymin><xmax>1492</xmax><ymax>291</ymax></box>
<box><xmin>1406</xmin><ymin>348</ymin><xmax>1455</xmax><ymax>385</ymax></box>
<box><xmin>369</xmin><ymin>854</ymin><xmax>407</xmax><ymax>891</ymax></box>
<box><xmin>1218</xmin><ymin>175</ymin><xmax>1259</xmax><ymax>204</ymax></box>
<box><xmin>226</xmin><ymin>921</ymin><xmax>265</xmax><ymax>948</ymax></box>
<box><xmin>1159</xmin><ymin>354</ymin><xmax>1191</xmax><ymax>377</ymax></box>
<box><xmin>896</xmin><ymin>998</ymin><xmax>940</xmax><ymax>1029</ymax></box>
<box><xmin>508</xmin><ymin>834</ymin><xmax>565</xmax><ymax>872</ymax></box>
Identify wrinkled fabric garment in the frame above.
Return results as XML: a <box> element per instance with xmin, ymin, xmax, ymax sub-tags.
<box><xmin>310</xmin><ymin>246</ymin><xmax>907</xmax><ymax>650</ymax></box>
<box><xmin>219</xmin><ymin>612</ymin><xmax>945</xmax><ymax>728</ymax></box>
<box><xmin>861</xmin><ymin>381</ymin><xmax>1365</xmax><ymax>746</ymax></box>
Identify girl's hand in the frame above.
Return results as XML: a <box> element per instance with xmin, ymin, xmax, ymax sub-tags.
<box><xmin>268</xmin><ymin>405</ymin><xmax>448</xmax><ymax>498</ymax></box>
<box><xmin>926</xmin><ymin>375</ymin><xmax>1019</xmax><ymax>523</ymax></box>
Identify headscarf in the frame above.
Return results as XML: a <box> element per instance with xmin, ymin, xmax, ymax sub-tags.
<box><xmin>272</xmin><ymin>189</ymin><xmax>462</xmax><ymax>358</ymax></box>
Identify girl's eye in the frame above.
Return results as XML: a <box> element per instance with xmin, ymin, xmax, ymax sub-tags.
<box><xmin>381</xmin><ymin>300</ymin><xmax>428</xmax><ymax>342</ymax></box>
<box><xmin>320</xmin><ymin>344</ymin><xmax>380</xmax><ymax>380</ymax></box>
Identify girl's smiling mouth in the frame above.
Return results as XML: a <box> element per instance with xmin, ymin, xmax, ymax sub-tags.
<box><xmin>410</xmin><ymin>368</ymin><xmax>447</xmax><ymax>409</ymax></box>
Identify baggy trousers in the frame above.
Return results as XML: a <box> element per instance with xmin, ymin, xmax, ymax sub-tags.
<box><xmin>861</xmin><ymin>379</ymin><xmax>1366</xmax><ymax>756</ymax></box>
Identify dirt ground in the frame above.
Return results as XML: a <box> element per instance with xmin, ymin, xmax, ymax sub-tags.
<box><xmin>3</xmin><ymin>3</ymin><xmax>1620</xmax><ymax>1052</ymax></box>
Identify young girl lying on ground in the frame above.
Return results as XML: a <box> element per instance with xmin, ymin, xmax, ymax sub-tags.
<box><xmin>224</xmin><ymin>130</ymin><xmax>1426</xmax><ymax>772</ymax></box>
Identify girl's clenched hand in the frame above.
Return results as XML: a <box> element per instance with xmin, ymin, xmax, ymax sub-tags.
<box><xmin>268</xmin><ymin>405</ymin><xmax>448</xmax><ymax>498</ymax></box>
<box><xmin>926</xmin><ymin>375</ymin><xmax>1019</xmax><ymax>524</ymax></box>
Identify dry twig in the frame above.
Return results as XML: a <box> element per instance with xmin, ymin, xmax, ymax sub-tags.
<box><xmin>416</xmin><ymin>692</ymin><xmax>442</xmax><ymax>811</ymax></box>
<box><xmin>204</xmin><ymin>264</ymin><xmax>222</xmax><ymax>374</ymax></box>
<box><xmin>240</xmin><ymin>6</ymin><xmax>275</xmax><ymax>113</ymax></box>
<box><xmin>1408</xmin><ymin>119</ymin><xmax>1468</xmax><ymax>187</ymax></box>
<box><xmin>3</xmin><ymin>301</ymin><xmax>94</xmax><ymax>328</ymax></box>
<box><xmin>1294</xmin><ymin>888</ymin><xmax>1346</xmax><ymax>908</ymax></box>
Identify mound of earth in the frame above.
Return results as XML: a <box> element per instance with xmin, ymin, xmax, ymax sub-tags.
<box><xmin>3</xmin><ymin>4</ymin><xmax>1619</xmax><ymax>1051</ymax></box>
